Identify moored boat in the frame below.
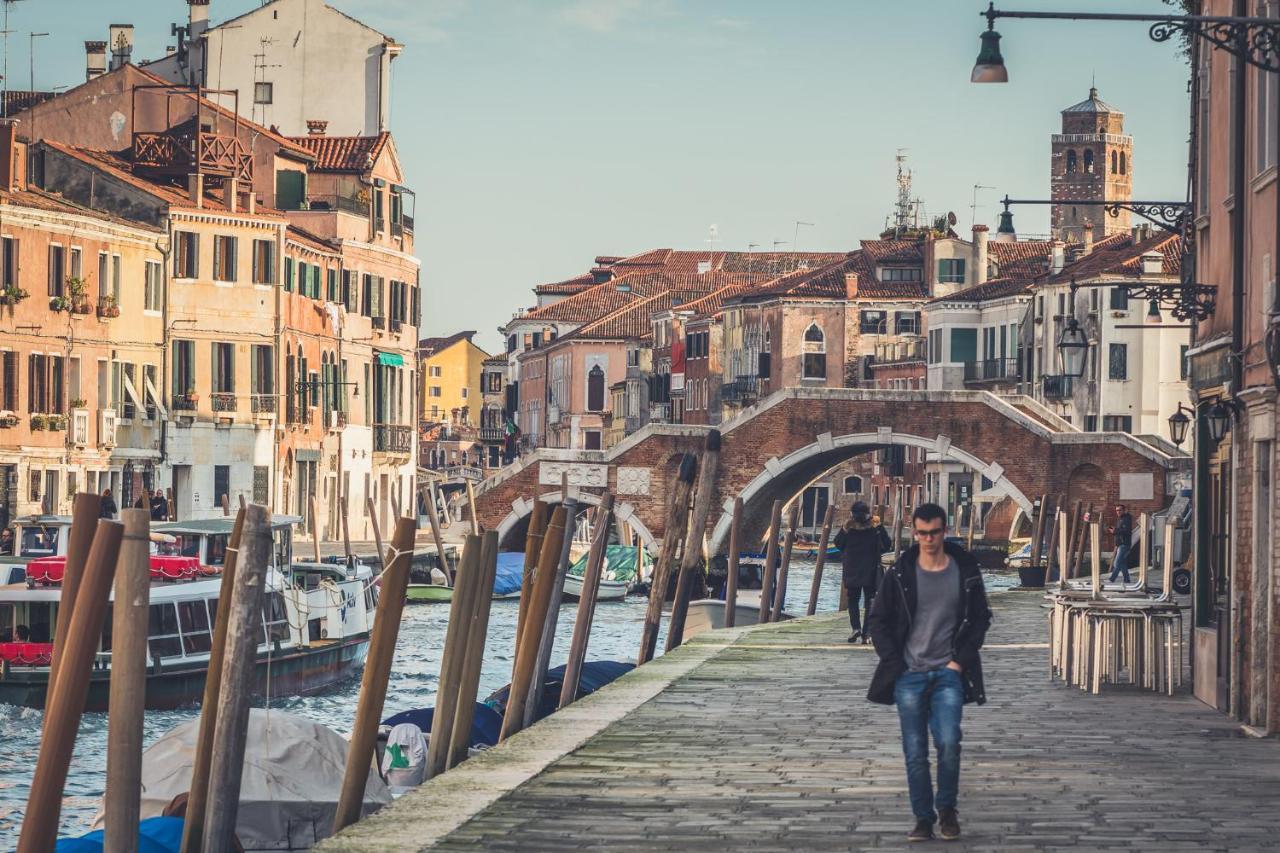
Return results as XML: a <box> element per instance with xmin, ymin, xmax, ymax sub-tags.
<box><xmin>0</xmin><ymin>515</ymin><xmax>379</xmax><ymax>710</ymax></box>
<box><xmin>562</xmin><ymin>545</ymin><xmax>649</xmax><ymax>602</ymax></box>
<box><xmin>681</xmin><ymin>591</ymin><xmax>793</xmax><ymax>642</ymax></box>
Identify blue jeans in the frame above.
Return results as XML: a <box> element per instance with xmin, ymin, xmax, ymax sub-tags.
<box><xmin>894</xmin><ymin>668</ymin><xmax>964</xmax><ymax>821</ymax></box>
<box><xmin>1109</xmin><ymin>544</ymin><xmax>1132</xmax><ymax>583</ymax></box>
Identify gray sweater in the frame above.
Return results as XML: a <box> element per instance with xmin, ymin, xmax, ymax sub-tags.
<box><xmin>904</xmin><ymin>557</ymin><xmax>959</xmax><ymax>672</ymax></box>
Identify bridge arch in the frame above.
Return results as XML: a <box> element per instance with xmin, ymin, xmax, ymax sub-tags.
<box><xmin>494</xmin><ymin>489</ymin><xmax>660</xmax><ymax>554</ymax></box>
<box><xmin>708</xmin><ymin>430</ymin><xmax>1034</xmax><ymax>555</ymax></box>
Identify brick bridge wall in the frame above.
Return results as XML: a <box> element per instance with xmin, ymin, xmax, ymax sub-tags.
<box><xmin>475</xmin><ymin>388</ymin><xmax>1186</xmax><ymax>554</ymax></box>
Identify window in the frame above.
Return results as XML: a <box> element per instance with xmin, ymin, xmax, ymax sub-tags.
<box><xmin>1</xmin><ymin>236</ymin><xmax>17</xmax><ymax>288</ymax></box>
<box><xmin>111</xmin><ymin>255</ymin><xmax>121</xmax><ymax>304</ymax></box>
<box><xmin>212</xmin><ymin>343</ymin><xmax>235</xmax><ymax>393</ymax></box>
<box><xmin>173</xmin><ymin>231</ymin><xmax>198</xmax><ymax>278</ymax></box>
<box><xmin>1108</xmin><ymin>343</ymin><xmax>1128</xmax><ymax>380</ymax></box>
<box><xmin>327</xmin><ymin>268</ymin><xmax>337</xmax><ymax>302</ymax></box>
<box><xmin>69</xmin><ymin>247</ymin><xmax>82</xmax><ymax>281</ymax></box>
<box><xmin>1110</xmin><ymin>150</ymin><xmax>1118</xmax><ymax>174</ymax></box>
<box><xmin>1102</xmin><ymin>415</ymin><xmax>1133</xmax><ymax>433</ymax></box>
<box><xmin>587</xmin><ymin>364</ymin><xmax>606</xmax><ymax>411</ymax></box>
<box><xmin>212</xmin><ymin>236</ymin><xmax>237</xmax><ymax>282</ymax></box>
<box><xmin>261</xmin><ymin>592</ymin><xmax>291</xmax><ymax>644</ymax></box>
<box><xmin>177</xmin><ymin>599</ymin><xmax>212</xmax><ymax>654</ymax></box>
<box><xmin>860</xmin><ymin>311</ymin><xmax>887</xmax><ymax>334</ymax></box>
<box><xmin>895</xmin><ymin>311</ymin><xmax>920</xmax><ymax>335</ymax></box>
<box><xmin>144</xmin><ymin>260</ymin><xmax>163</xmax><ymax>311</ymax></box>
<box><xmin>251</xmin><ymin>345</ymin><xmax>274</xmax><ymax>396</ymax></box>
<box><xmin>213</xmin><ymin>465</ymin><xmax>230</xmax><ymax>509</ymax></box>
<box><xmin>950</xmin><ymin>328</ymin><xmax>977</xmax><ymax>364</ymax></box>
<box><xmin>147</xmin><ymin>603</ymin><xmax>183</xmax><ymax>659</ymax></box>
<box><xmin>48</xmin><ymin>244</ymin><xmax>65</xmax><ymax>296</ymax></box>
<box><xmin>1</xmin><ymin>351</ymin><xmax>17</xmax><ymax>410</ymax></box>
<box><xmin>1083</xmin><ymin>148</ymin><xmax>1095</xmax><ymax>173</ymax></box>
<box><xmin>881</xmin><ymin>267</ymin><xmax>922</xmax><ymax>282</ymax></box>
<box><xmin>28</xmin><ymin>354</ymin><xmax>63</xmax><ymax>414</ymax></box>
<box><xmin>584</xmin><ymin>430</ymin><xmax>602</xmax><ymax>450</ymax></box>
<box><xmin>937</xmin><ymin>258</ymin><xmax>966</xmax><ymax>283</ymax></box>
<box><xmin>843</xmin><ymin>475</ymin><xmax>863</xmax><ymax>494</ymax></box>
<box><xmin>1109</xmin><ymin>286</ymin><xmax>1130</xmax><ymax>311</ymax></box>
<box><xmin>430</xmin><ymin>386</ymin><xmax>442</xmax><ymax>398</ymax></box>
<box><xmin>1119</xmin><ymin>151</ymin><xmax>1127</xmax><ymax>175</ymax></box>
<box><xmin>802</xmin><ymin>323</ymin><xmax>826</xmax><ymax>379</ymax></box>
<box><xmin>143</xmin><ymin>364</ymin><xmax>159</xmax><ymax>418</ymax></box>
<box><xmin>254</xmin><ymin>81</ymin><xmax>273</xmax><ymax>104</ymax></box>
<box><xmin>429</xmin><ymin>365</ymin><xmax>442</xmax><ymax>377</ymax></box>
<box><xmin>251</xmin><ymin>239</ymin><xmax>276</xmax><ymax>285</ymax></box>
<box><xmin>172</xmin><ymin>339</ymin><xmax>196</xmax><ymax>397</ymax></box>
<box><xmin>1180</xmin><ymin>344</ymin><xmax>1189</xmax><ymax>380</ymax></box>
<box><xmin>284</xmin><ymin>257</ymin><xmax>294</xmax><ymax>292</ymax></box>
<box><xmin>461</xmin><ymin>387</ymin><xmax>469</xmax><ymax>399</ymax></box>
<box><xmin>928</xmin><ymin>328</ymin><xmax>942</xmax><ymax>365</ymax></box>
<box><xmin>1066</xmin><ymin>149</ymin><xmax>1077</xmax><ymax>173</ymax></box>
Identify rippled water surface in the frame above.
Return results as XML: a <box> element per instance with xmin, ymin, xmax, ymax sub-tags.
<box><xmin>0</xmin><ymin>560</ymin><xmax>1016</xmax><ymax>844</ymax></box>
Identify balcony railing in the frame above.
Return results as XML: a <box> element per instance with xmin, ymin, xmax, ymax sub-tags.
<box><xmin>371</xmin><ymin>315</ymin><xmax>386</xmax><ymax>330</ymax></box>
<box><xmin>1042</xmin><ymin>375</ymin><xmax>1074</xmax><ymax>400</ymax></box>
<box><xmin>211</xmin><ymin>393</ymin><xmax>238</xmax><ymax>412</ymax></box>
<box><xmin>172</xmin><ymin>394</ymin><xmax>198</xmax><ymax>412</ymax></box>
<box><xmin>133</xmin><ymin>129</ymin><xmax>253</xmax><ymax>182</ymax></box>
<box><xmin>442</xmin><ymin>464</ymin><xmax>484</xmax><ymax>482</ymax></box>
<box><xmin>373</xmin><ymin>423</ymin><xmax>412</xmax><ymax>454</ymax></box>
<box><xmin>963</xmin><ymin>358</ymin><xmax>1020</xmax><ymax>384</ymax></box>
<box><xmin>251</xmin><ymin>393</ymin><xmax>276</xmax><ymax>414</ymax></box>
<box><xmin>480</xmin><ymin>427</ymin><xmax>504</xmax><ymax>442</ymax></box>
<box><xmin>649</xmin><ymin>402</ymin><xmax>671</xmax><ymax>422</ymax></box>
<box><xmin>720</xmin><ymin>376</ymin><xmax>759</xmax><ymax>403</ymax></box>
<box><xmin>389</xmin><ymin>317</ymin><xmax>403</xmax><ymax>334</ymax></box>
<box><xmin>277</xmin><ymin>192</ymin><xmax>368</xmax><ymax>216</ymax></box>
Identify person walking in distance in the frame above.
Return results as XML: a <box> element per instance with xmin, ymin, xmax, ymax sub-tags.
<box><xmin>865</xmin><ymin>503</ymin><xmax>992</xmax><ymax>842</ymax></box>
<box><xmin>1107</xmin><ymin>503</ymin><xmax>1134</xmax><ymax>585</ymax></box>
<box><xmin>833</xmin><ymin>500</ymin><xmax>891</xmax><ymax>643</ymax></box>
<box><xmin>99</xmin><ymin>487</ymin><xmax>118</xmax><ymax>520</ymax></box>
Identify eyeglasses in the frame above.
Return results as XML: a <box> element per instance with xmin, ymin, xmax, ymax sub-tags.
<box><xmin>913</xmin><ymin>527</ymin><xmax>945</xmax><ymax>538</ymax></box>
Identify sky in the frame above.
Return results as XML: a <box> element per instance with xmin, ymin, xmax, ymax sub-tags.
<box><xmin>24</xmin><ymin>1</ymin><xmax>1191</xmax><ymax>353</ymax></box>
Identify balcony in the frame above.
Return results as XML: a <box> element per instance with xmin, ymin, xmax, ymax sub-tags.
<box><xmin>649</xmin><ymin>402</ymin><xmax>671</xmax><ymax>422</ymax></box>
<box><xmin>251</xmin><ymin>393</ymin><xmax>276</xmax><ymax>415</ymax></box>
<box><xmin>373</xmin><ymin>423</ymin><xmax>412</xmax><ymax>454</ymax></box>
<box><xmin>211</xmin><ymin>393</ymin><xmax>238</xmax><ymax>413</ymax></box>
<box><xmin>721</xmin><ymin>376</ymin><xmax>759</xmax><ymax>404</ymax></box>
<box><xmin>963</xmin><ymin>358</ymin><xmax>1020</xmax><ymax>384</ymax></box>
<box><xmin>1042</xmin><ymin>375</ymin><xmax>1074</xmax><ymax>400</ymax></box>
<box><xmin>172</xmin><ymin>394</ymin><xmax>198</xmax><ymax>412</ymax></box>
<box><xmin>277</xmin><ymin>192</ymin><xmax>368</xmax><ymax>216</ymax></box>
<box><xmin>480</xmin><ymin>426</ymin><xmax>504</xmax><ymax>442</ymax></box>
<box><xmin>133</xmin><ymin>128</ymin><xmax>252</xmax><ymax>182</ymax></box>
<box><xmin>389</xmin><ymin>317</ymin><xmax>403</xmax><ymax>334</ymax></box>
<box><xmin>371</xmin><ymin>315</ymin><xmax>386</xmax><ymax>331</ymax></box>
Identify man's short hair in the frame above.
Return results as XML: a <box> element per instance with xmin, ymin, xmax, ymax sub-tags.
<box><xmin>912</xmin><ymin>502</ymin><xmax>947</xmax><ymax>527</ymax></box>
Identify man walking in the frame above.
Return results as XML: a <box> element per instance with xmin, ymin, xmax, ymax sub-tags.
<box><xmin>866</xmin><ymin>502</ymin><xmax>992</xmax><ymax>842</ymax></box>
<box><xmin>1108</xmin><ymin>503</ymin><xmax>1134</xmax><ymax>584</ymax></box>
<box><xmin>833</xmin><ymin>500</ymin><xmax>891</xmax><ymax>643</ymax></box>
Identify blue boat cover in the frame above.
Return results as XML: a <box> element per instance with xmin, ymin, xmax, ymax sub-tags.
<box><xmin>57</xmin><ymin>816</ymin><xmax>184</xmax><ymax>852</ymax></box>
<box><xmin>382</xmin><ymin>701</ymin><xmax>505</xmax><ymax>747</ymax></box>
<box><xmin>494</xmin><ymin>551</ymin><xmax>524</xmax><ymax>597</ymax></box>
<box><xmin>484</xmin><ymin>660</ymin><xmax>635</xmax><ymax>723</ymax></box>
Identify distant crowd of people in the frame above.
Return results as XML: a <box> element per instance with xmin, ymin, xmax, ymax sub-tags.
<box><xmin>96</xmin><ymin>488</ymin><xmax>170</xmax><ymax>521</ymax></box>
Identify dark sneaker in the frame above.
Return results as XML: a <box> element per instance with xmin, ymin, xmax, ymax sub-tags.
<box><xmin>907</xmin><ymin>819</ymin><xmax>934</xmax><ymax>842</ymax></box>
<box><xmin>938</xmin><ymin>808</ymin><xmax>960</xmax><ymax>840</ymax></box>
<box><xmin>848</xmin><ymin>632</ymin><xmax>861</xmax><ymax>643</ymax></box>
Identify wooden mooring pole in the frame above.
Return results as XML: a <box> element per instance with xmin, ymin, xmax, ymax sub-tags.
<box><xmin>449</xmin><ymin>531</ymin><xmax>500</xmax><ymax>769</ymax></box>
<box><xmin>181</xmin><ymin>507</ymin><xmax>246</xmax><ymax>853</ymax></box>
<box><xmin>527</xmin><ymin>495</ymin><xmax>578</xmax><ymax>726</ymax></box>
<box><xmin>310</xmin><ymin>495</ymin><xmax>322</xmax><ymax>563</ymax></box>
<box><xmin>333</xmin><ymin>517</ymin><xmax>417</xmax><ymax>834</ymax></box>
<box><xmin>757</xmin><ymin>499</ymin><xmax>784</xmax><ymax>626</ymax></box>
<box><xmin>17</xmin><ymin>520</ymin><xmax>123</xmax><ymax>853</ymax></box>
<box><xmin>667</xmin><ymin>431</ymin><xmax>720</xmax><ymax>652</ymax></box>
<box><xmin>104</xmin><ymin>509</ymin><xmax>152</xmax><ymax>852</ymax></box>
<box><xmin>466</xmin><ymin>479</ymin><xmax>481</xmax><ymax>535</ymax></box>
<box><xmin>427</xmin><ymin>481</ymin><xmax>452</xmax><ymax>584</ymax></box>
<box><xmin>367</xmin><ymin>496</ymin><xmax>386</xmax><ymax>568</ymax></box>
<box><xmin>771</xmin><ymin>504</ymin><xmax>799</xmax><ymax>622</ymax></box>
<box><xmin>723</xmin><ymin>498</ymin><xmax>743</xmax><ymax>628</ymax></box>
<box><xmin>202</xmin><ymin>506</ymin><xmax>273</xmax><ymax>853</ymax></box>
<box><xmin>426</xmin><ymin>534</ymin><xmax>482</xmax><ymax>779</ymax></box>
<box><xmin>807</xmin><ymin>504</ymin><xmax>836</xmax><ymax>616</ymax></box>
<box><xmin>638</xmin><ymin>454</ymin><xmax>697</xmax><ymax>664</ymax></box>
<box><xmin>46</xmin><ymin>492</ymin><xmax>101</xmax><ymax>708</ymax></box>
<box><xmin>513</xmin><ymin>500</ymin><xmax>549</xmax><ymax>677</ymax></box>
<box><xmin>561</xmin><ymin>494</ymin><xmax>614</xmax><ymax>707</ymax></box>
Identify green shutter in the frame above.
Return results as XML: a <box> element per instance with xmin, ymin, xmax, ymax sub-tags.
<box><xmin>276</xmin><ymin>170</ymin><xmax>305</xmax><ymax>210</ymax></box>
<box><xmin>284</xmin><ymin>257</ymin><xmax>294</xmax><ymax>292</ymax></box>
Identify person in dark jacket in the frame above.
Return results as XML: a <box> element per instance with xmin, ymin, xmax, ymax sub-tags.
<box><xmin>1108</xmin><ymin>504</ymin><xmax>1134</xmax><ymax>584</ymax></box>
<box><xmin>832</xmin><ymin>500</ymin><xmax>891</xmax><ymax>643</ymax></box>
<box><xmin>99</xmin><ymin>488</ymin><xmax>118</xmax><ymax>519</ymax></box>
<box><xmin>865</xmin><ymin>502</ymin><xmax>992</xmax><ymax>843</ymax></box>
<box><xmin>150</xmin><ymin>489</ymin><xmax>170</xmax><ymax>521</ymax></box>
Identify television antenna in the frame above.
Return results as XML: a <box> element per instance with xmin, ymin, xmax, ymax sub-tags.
<box><xmin>970</xmin><ymin>184</ymin><xmax>995</xmax><ymax>230</ymax></box>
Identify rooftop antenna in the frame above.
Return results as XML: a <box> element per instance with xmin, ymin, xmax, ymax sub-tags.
<box><xmin>251</xmin><ymin>36</ymin><xmax>280</xmax><ymax>126</ymax></box>
<box><xmin>894</xmin><ymin>149</ymin><xmax>912</xmax><ymax>237</ymax></box>
<box><xmin>970</xmin><ymin>184</ymin><xmax>994</xmax><ymax>230</ymax></box>
<box><xmin>793</xmin><ymin>220</ymin><xmax>814</xmax><ymax>257</ymax></box>
<box><xmin>703</xmin><ymin>224</ymin><xmax>719</xmax><ymax>273</ymax></box>
<box><xmin>771</xmin><ymin>240</ymin><xmax>787</xmax><ymax>275</ymax></box>
<box><xmin>746</xmin><ymin>242</ymin><xmax>759</xmax><ymax>276</ymax></box>
<box><xmin>1</xmin><ymin>0</ymin><xmax>24</xmax><ymax>119</ymax></box>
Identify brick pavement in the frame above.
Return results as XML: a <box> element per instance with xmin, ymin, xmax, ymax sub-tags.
<box><xmin>327</xmin><ymin>590</ymin><xmax>1280</xmax><ymax>851</ymax></box>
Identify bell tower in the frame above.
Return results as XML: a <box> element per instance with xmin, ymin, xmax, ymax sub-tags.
<box><xmin>1050</xmin><ymin>87</ymin><xmax>1132</xmax><ymax>242</ymax></box>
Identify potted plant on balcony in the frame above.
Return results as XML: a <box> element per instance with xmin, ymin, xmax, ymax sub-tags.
<box><xmin>0</xmin><ymin>413</ymin><xmax>18</xmax><ymax>428</ymax></box>
<box><xmin>1</xmin><ymin>285</ymin><xmax>27</xmax><ymax>307</ymax></box>
<box><xmin>66</xmin><ymin>276</ymin><xmax>92</xmax><ymax>314</ymax></box>
<box><xmin>30</xmin><ymin>414</ymin><xmax>48</xmax><ymax>430</ymax></box>
<box><xmin>47</xmin><ymin>414</ymin><xmax>66</xmax><ymax>431</ymax></box>
<box><xmin>97</xmin><ymin>294</ymin><xmax>120</xmax><ymax>318</ymax></box>
<box><xmin>182</xmin><ymin>387</ymin><xmax>199</xmax><ymax>409</ymax></box>
<box><xmin>49</xmin><ymin>295</ymin><xmax>71</xmax><ymax>312</ymax></box>
<box><xmin>70</xmin><ymin>398</ymin><xmax>87</xmax><ymax>410</ymax></box>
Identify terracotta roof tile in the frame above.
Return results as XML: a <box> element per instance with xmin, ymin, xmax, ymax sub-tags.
<box><xmin>1046</xmin><ymin>233</ymin><xmax>1180</xmax><ymax>284</ymax></box>
<box><xmin>286</xmin><ymin>132</ymin><xmax>390</xmax><ymax>172</ymax></box>
<box><xmin>927</xmin><ymin>276</ymin><xmax>1034</xmax><ymax>305</ymax></box>
<box><xmin>419</xmin><ymin>331</ymin><xmax>477</xmax><ymax>356</ymax></box>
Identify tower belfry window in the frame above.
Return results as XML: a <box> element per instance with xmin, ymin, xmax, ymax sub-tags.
<box><xmin>1119</xmin><ymin>151</ymin><xmax>1126</xmax><ymax>175</ymax></box>
<box><xmin>1083</xmin><ymin>149</ymin><xmax>1095</xmax><ymax>174</ymax></box>
<box><xmin>1066</xmin><ymin>150</ymin><xmax>1077</xmax><ymax>174</ymax></box>
<box><xmin>1110</xmin><ymin>150</ymin><xmax>1118</xmax><ymax>174</ymax></box>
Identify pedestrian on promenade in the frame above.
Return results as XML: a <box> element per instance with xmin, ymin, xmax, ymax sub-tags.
<box><xmin>832</xmin><ymin>500</ymin><xmax>891</xmax><ymax>644</ymax></box>
<box><xmin>865</xmin><ymin>502</ymin><xmax>992</xmax><ymax>842</ymax></box>
<box><xmin>100</xmin><ymin>488</ymin><xmax>117</xmax><ymax>519</ymax></box>
<box><xmin>1108</xmin><ymin>503</ymin><xmax>1134</xmax><ymax>584</ymax></box>
<box><xmin>150</xmin><ymin>489</ymin><xmax>169</xmax><ymax>521</ymax></box>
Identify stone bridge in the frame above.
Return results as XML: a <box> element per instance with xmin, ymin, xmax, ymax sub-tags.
<box><xmin>472</xmin><ymin>388</ymin><xmax>1189</xmax><ymax>554</ymax></box>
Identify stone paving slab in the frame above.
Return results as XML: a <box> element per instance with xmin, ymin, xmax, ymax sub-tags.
<box><xmin>323</xmin><ymin>590</ymin><xmax>1280</xmax><ymax>851</ymax></box>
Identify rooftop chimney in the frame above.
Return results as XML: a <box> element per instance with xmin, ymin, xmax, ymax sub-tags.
<box><xmin>0</xmin><ymin>122</ymin><xmax>25</xmax><ymax>192</ymax></box>
<box><xmin>1141</xmin><ymin>250</ymin><xmax>1164</xmax><ymax>276</ymax></box>
<box><xmin>188</xmin><ymin>0</ymin><xmax>211</xmax><ymax>43</ymax></box>
<box><xmin>1050</xmin><ymin>242</ymin><xmax>1066</xmax><ymax>275</ymax></box>
<box><xmin>306</xmin><ymin>119</ymin><xmax>329</xmax><ymax>136</ymax></box>
<box><xmin>844</xmin><ymin>272</ymin><xmax>859</xmax><ymax>301</ymax></box>
<box><xmin>85</xmin><ymin>41</ymin><xmax>107</xmax><ymax>81</ymax></box>
<box><xmin>972</xmin><ymin>224</ymin><xmax>989</xmax><ymax>286</ymax></box>
<box><xmin>590</xmin><ymin>266</ymin><xmax>614</xmax><ymax>285</ymax></box>
<box><xmin>108</xmin><ymin>24</ymin><xmax>134</xmax><ymax>71</ymax></box>
<box><xmin>1082</xmin><ymin>223</ymin><xmax>1096</xmax><ymax>256</ymax></box>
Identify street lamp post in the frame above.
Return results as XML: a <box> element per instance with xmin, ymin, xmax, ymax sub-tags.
<box><xmin>1168</xmin><ymin>403</ymin><xmax>1192</xmax><ymax>447</ymax></box>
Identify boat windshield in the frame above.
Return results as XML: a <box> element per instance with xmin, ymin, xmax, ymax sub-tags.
<box><xmin>155</xmin><ymin>534</ymin><xmax>202</xmax><ymax>560</ymax></box>
<box><xmin>19</xmin><ymin>526</ymin><xmax>60</xmax><ymax>558</ymax></box>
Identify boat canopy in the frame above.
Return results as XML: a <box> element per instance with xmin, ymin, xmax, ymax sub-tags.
<box><xmin>152</xmin><ymin>515</ymin><xmax>303</xmax><ymax>536</ymax></box>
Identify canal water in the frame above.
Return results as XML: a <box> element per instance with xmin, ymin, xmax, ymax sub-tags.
<box><xmin>0</xmin><ymin>561</ymin><xmax>1016</xmax><ymax>844</ymax></box>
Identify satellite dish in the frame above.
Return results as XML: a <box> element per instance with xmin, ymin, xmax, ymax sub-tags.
<box><xmin>947</xmin><ymin>211</ymin><xmax>958</xmax><ymax>226</ymax></box>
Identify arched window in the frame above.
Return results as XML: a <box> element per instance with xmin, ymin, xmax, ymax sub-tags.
<box><xmin>1083</xmin><ymin>149</ymin><xmax>1095</xmax><ymax>173</ymax></box>
<box><xmin>802</xmin><ymin>323</ymin><xmax>826</xmax><ymax>379</ymax></box>
<box><xmin>1119</xmin><ymin>151</ymin><xmax>1127</xmax><ymax>175</ymax></box>
<box><xmin>1110</xmin><ymin>150</ymin><xmax>1118</xmax><ymax>174</ymax></box>
<box><xmin>586</xmin><ymin>364</ymin><xmax>605</xmax><ymax>412</ymax></box>
<box><xmin>1065</xmin><ymin>149</ymin><xmax>1077</xmax><ymax>173</ymax></box>
<box><xmin>843</xmin><ymin>475</ymin><xmax>863</xmax><ymax>495</ymax></box>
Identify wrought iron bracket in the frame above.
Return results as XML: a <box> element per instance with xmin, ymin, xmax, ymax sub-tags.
<box><xmin>985</xmin><ymin>4</ymin><xmax>1280</xmax><ymax>73</ymax></box>
<box><xmin>1068</xmin><ymin>277</ymin><xmax>1216</xmax><ymax>324</ymax></box>
<box><xmin>999</xmin><ymin>197</ymin><xmax>1191</xmax><ymax>238</ymax></box>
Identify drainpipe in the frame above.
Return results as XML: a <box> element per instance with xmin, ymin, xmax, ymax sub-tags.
<box><xmin>157</xmin><ymin>222</ymin><xmax>172</xmax><ymax>483</ymax></box>
<box><xmin>1230</xmin><ymin>2</ymin><xmax>1246</xmax><ymax>399</ymax></box>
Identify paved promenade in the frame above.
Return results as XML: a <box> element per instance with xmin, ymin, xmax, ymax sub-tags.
<box><xmin>323</xmin><ymin>590</ymin><xmax>1280</xmax><ymax>852</ymax></box>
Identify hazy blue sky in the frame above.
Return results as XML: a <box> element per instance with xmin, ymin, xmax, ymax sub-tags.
<box><xmin>25</xmin><ymin>1</ymin><xmax>1190</xmax><ymax>351</ymax></box>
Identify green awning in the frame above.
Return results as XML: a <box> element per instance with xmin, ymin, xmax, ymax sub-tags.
<box><xmin>376</xmin><ymin>352</ymin><xmax>405</xmax><ymax>367</ymax></box>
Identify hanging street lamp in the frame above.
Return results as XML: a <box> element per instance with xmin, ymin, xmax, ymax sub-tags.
<box><xmin>970</xmin><ymin>16</ymin><xmax>1008</xmax><ymax>83</ymax></box>
<box><xmin>1056</xmin><ymin>317</ymin><xmax>1089</xmax><ymax>379</ymax></box>
<box><xmin>1167</xmin><ymin>403</ymin><xmax>1192</xmax><ymax>447</ymax></box>
<box><xmin>1205</xmin><ymin>401</ymin><xmax>1232</xmax><ymax>444</ymax></box>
